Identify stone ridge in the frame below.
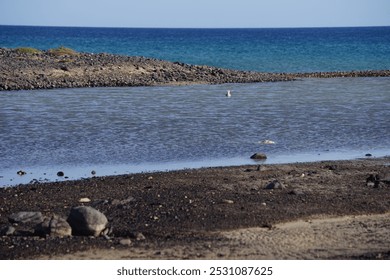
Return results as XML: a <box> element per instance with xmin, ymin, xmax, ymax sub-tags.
<box><xmin>0</xmin><ymin>48</ymin><xmax>389</xmax><ymax>91</ymax></box>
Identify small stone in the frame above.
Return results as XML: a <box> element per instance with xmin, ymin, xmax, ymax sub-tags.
<box><xmin>222</xmin><ymin>199</ymin><xmax>234</xmax><ymax>204</ymax></box>
<box><xmin>17</xmin><ymin>170</ymin><xmax>27</xmax><ymax>176</ymax></box>
<box><xmin>264</xmin><ymin>180</ymin><xmax>285</xmax><ymax>190</ymax></box>
<box><xmin>288</xmin><ymin>189</ymin><xmax>305</xmax><ymax>195</ymax></box>
<box><xmin>0</xmin><ymin>226</ymin><xmax>16</xmax><ymax>236</ymax></box>
<box><xmin>9</xmin><ymin>211</ymin><xmax>44</xmax><ymax>225</ymax></box>
<box><xmin>261</xmin><ymin>202</ymin><xmax>267</xmax><ymax>206</ymax></box>
<box><xmin>130</xmin><ymin>232</ymin><xmax>146</xmax><ymax>241</ymax></box>
<box><xmin>91</xmin><ymin>170</ymin><xmax>96</xmax><ymax>175</ymax></box>
<box><xmin>57</xmin><ymin>171</ymin><xmax>64</xmax><ymax>177</ymax></box>
<box><xmin>365</xmin><ymin>153</ymin><xmax>373</xmax><ymax>157</ymax></box>
<box><xmin>119</xmin><ymin>238</ymin><xmax>132</xmax><ymax>246</ymax></box>
<box><xmin>250</xmin><ymin>153</ymin><xmax>267</xmax><ymax>160</ymax></box>
<box><xmin>79</xmin><ymin>197</ymin><xmax>91</xmax><ymax>203</ymax></box>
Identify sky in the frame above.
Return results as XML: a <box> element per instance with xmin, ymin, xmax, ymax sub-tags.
<box><xmin>0</xmin><ymin>0</ymin><xmax>389</xmax><ymax>28</ymax></box>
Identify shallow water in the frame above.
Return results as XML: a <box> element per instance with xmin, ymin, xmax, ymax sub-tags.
<box><xmin>1</xmin><ymin>77</ymin><xmax>389</xmax><ymax>186</ymax></box>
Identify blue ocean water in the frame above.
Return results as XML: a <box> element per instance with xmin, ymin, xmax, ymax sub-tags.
<box><xmin>1</xmin><ymin>25</ymin><xmax>390</xmax><ymax>72</ymax></box>
<box><xmin>1</xmin><ymin>26</ymin><xmax>390</xmax><ymax>186</ymax></box>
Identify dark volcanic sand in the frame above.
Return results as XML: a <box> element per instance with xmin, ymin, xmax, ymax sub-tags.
<box><xmin>1</xmin><ymin>157</ymin><xmax>390</xmax><ymax>259</ymax></box>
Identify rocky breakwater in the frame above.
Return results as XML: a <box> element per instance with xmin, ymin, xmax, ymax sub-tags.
<box><xmin>1</xmin><ymin>47</ymin><xmax>389</xmax><ymax>91</ymax></box>
<box><xmin>0</xmin><ymin>47</ymin><xmax>294</xmax><ymax>91</ymax></box>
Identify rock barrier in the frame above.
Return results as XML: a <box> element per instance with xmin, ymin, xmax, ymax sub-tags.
<box><xmin>1</xmin><ymin>47</ymin><xmax>389</xmax><ymax>91</ymax></box>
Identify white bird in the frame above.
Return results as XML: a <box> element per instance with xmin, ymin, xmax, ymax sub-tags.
<box><xmin>226</xmin><ymin>90</ymin><xmax>232</xmax><ymax>97</ymax></box>
<box><xmin>259</xmin><ymin>139</ymin><xmax>276</xmax><ymax>144</ymax></box>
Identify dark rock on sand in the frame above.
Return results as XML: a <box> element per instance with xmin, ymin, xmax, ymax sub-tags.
<box><xmin>250</xmin><ymin>153</ymin><xmax>268</xmax><ymax>160</ymax></box>
<box><xmin>57</xmin><ymin>171</ymin><xmax>65</xmax><ymax>177</ymax></box>
<box><xmin>0</xmin><ymin>225</ymin><xmax>16</xmax><ymax>236</ymax></box>
<box><xmin>264</xmin><ymin>180</ymin><xmax>285</xmax><ymax>190</ymax></box>
<box><xmin>67</xmin><ymin>206</ymin><xmax>108</xmax><ymax>236</ymax></box>
<box><xmin>288</xmin><ymin>189</ymin><xmax>305</xmax><ymax>195</ymax></box>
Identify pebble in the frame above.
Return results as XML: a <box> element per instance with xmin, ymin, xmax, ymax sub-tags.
<box><xmin>79</xmin><ymin>197</ymin><xmax>91</xmax><ymax>203</ymax></box>
<box><xmin>0</xmin><ymin>226</ymin><xmax>16</xmax><ymax>236</ymax></box>
<box><xmin>16</xmin><ymin>170</ymin><xmax>27</xmax><ymax>176</ymax></box>
<box><xmin>119</xmin><ymin>238</ymin><xmax>132</xmax><ymax>246</ymax></box>
<box><xmin>222</xmin><ymin>199</ymin><xmax>234</xmax><ymax>204</ymax></box>
<box><xmin>264</xmin><ymin>180</ymin><xmax>285</xmax><ymax>190</ymax></box>
<box><xmin>57</xmin><ymin>171</ymin><xmax>64</xmax><ymax>177</ymax></box>
<box><xmin>288</xmin><ymin>189</ymin><xmax>305</xmax><ymax>195</ymax></box>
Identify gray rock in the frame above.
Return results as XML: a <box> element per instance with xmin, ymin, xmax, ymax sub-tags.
<box><xmin>250</xmin><ymin>153</ymin><xmax>267</xmax><ymax>160</ymax></box>
<box><xmin>119</xmin><ymin>238</ymin><xmax>132</xmax><ymax>246</ymax></box>
<box><xmin>264</xmin><ymin>180</ymin><xmax>285</xmax><ymax>190</ymax></box>
<box><xmin>0</xmin><ymin>225</ymin><xmax>16</xmax><ymax>236</ymax></box>
<box><xmin>67</xmin><ymin>206</ymin><xmax>108</xmax><ymax>236</ymax></box>
<box><xmin>130</xmin><ymin>232</ymin><xmax>146</xmax><ymax>241</ymax></box>
<box><xmin>35</xmin><ymin>215</ymin><xmax>72</xmax><ymax>237</ymax></box>
<box><xmin>8</xmin><ymin>211</ymin><xmax>43</xmax><ymax>225</ymax></box>
<box><xmin>288</xmin><ymin>189</ymin><xmax>305</xmax><ymax>195</ymax></box>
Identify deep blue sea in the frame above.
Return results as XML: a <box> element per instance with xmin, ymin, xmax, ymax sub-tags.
<box><xmin>1</xmin><ymin>26</ymin><xmax>390</xmax><ymax>186</ymax></box>
<box><xmin>1</xmin><ymin>25</ymin><xmax>390</xmax><ymax>72</ymax></box>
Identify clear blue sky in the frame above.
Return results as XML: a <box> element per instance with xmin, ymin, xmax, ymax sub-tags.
<box><xmin>0</xmin><ymin>0</ymin><xmax>389</xmax><ymax>28</ymax></box>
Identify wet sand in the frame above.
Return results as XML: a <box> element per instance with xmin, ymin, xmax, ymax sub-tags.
<box><xmin>1</xmin><ymin>157</ymin><xmax>389</xmax><ymax>259</ymax></box>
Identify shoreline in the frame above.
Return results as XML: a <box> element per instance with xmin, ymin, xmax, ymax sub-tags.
<box><xmin>2</xmin><ymin>149</ymin><xmax>389</xmax><ymax>188</ymax></box>
<box><xmin>1</xmin><ymin>157</ymin><xmax>389</xmax><ymax>259</ymax></box>
<box><xmin>1</xmin><ymin>47</ymin><xmax>390</xmax><ymax>91</ymax></box>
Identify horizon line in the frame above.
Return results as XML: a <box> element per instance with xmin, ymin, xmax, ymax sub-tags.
<box><xmin>1</xmin><ymin>23</ymin><xmax>389</xmax><ymax>29</ymax></box>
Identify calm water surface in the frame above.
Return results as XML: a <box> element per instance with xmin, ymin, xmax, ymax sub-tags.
<box><xmin>1</xmin><ymin>77</ymin><xmax>389</xmax><ymax>186</ymax></box>
<box><xmin>1</xmin><ymin>26</ymin><xmax>390</xmax><ymax>72</ymax></box>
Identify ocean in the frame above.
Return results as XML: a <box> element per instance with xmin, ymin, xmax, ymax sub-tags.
<box><xmin>1</xmin><ymin>26</ymin><xmax>390</xmax><ymax>186</ymax></box>
<box><xmin>1</xmin><ymin>25</ymin><xmax>390</xmax><ymax>72</ymax></box>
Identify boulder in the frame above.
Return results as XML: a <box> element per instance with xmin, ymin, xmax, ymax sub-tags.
<box><xmin>67</xmin><ymin>206</ymin><xmax>108</xmax><ymax>236</ymax></box>
<box><xmin>35</xmin><ymin>215</ymin><xmax>72</xmax><ymax>237</ymax></box>
<box><xmin>8</xmin><ymin>211</ymin><xmax>44</xmax><ymax>225</ymax></box>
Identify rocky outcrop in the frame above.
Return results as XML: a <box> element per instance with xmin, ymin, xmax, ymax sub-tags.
<box><xmin>1</xmin><ymin>47</ymin><xmax>388</xmax><ymax>91</ymax></box>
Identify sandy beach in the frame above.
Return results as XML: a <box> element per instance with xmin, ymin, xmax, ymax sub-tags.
<box><xmin>1</xmin><ymin>157</ymin><xmax>389</xmax><ymax>259</ymax></box>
